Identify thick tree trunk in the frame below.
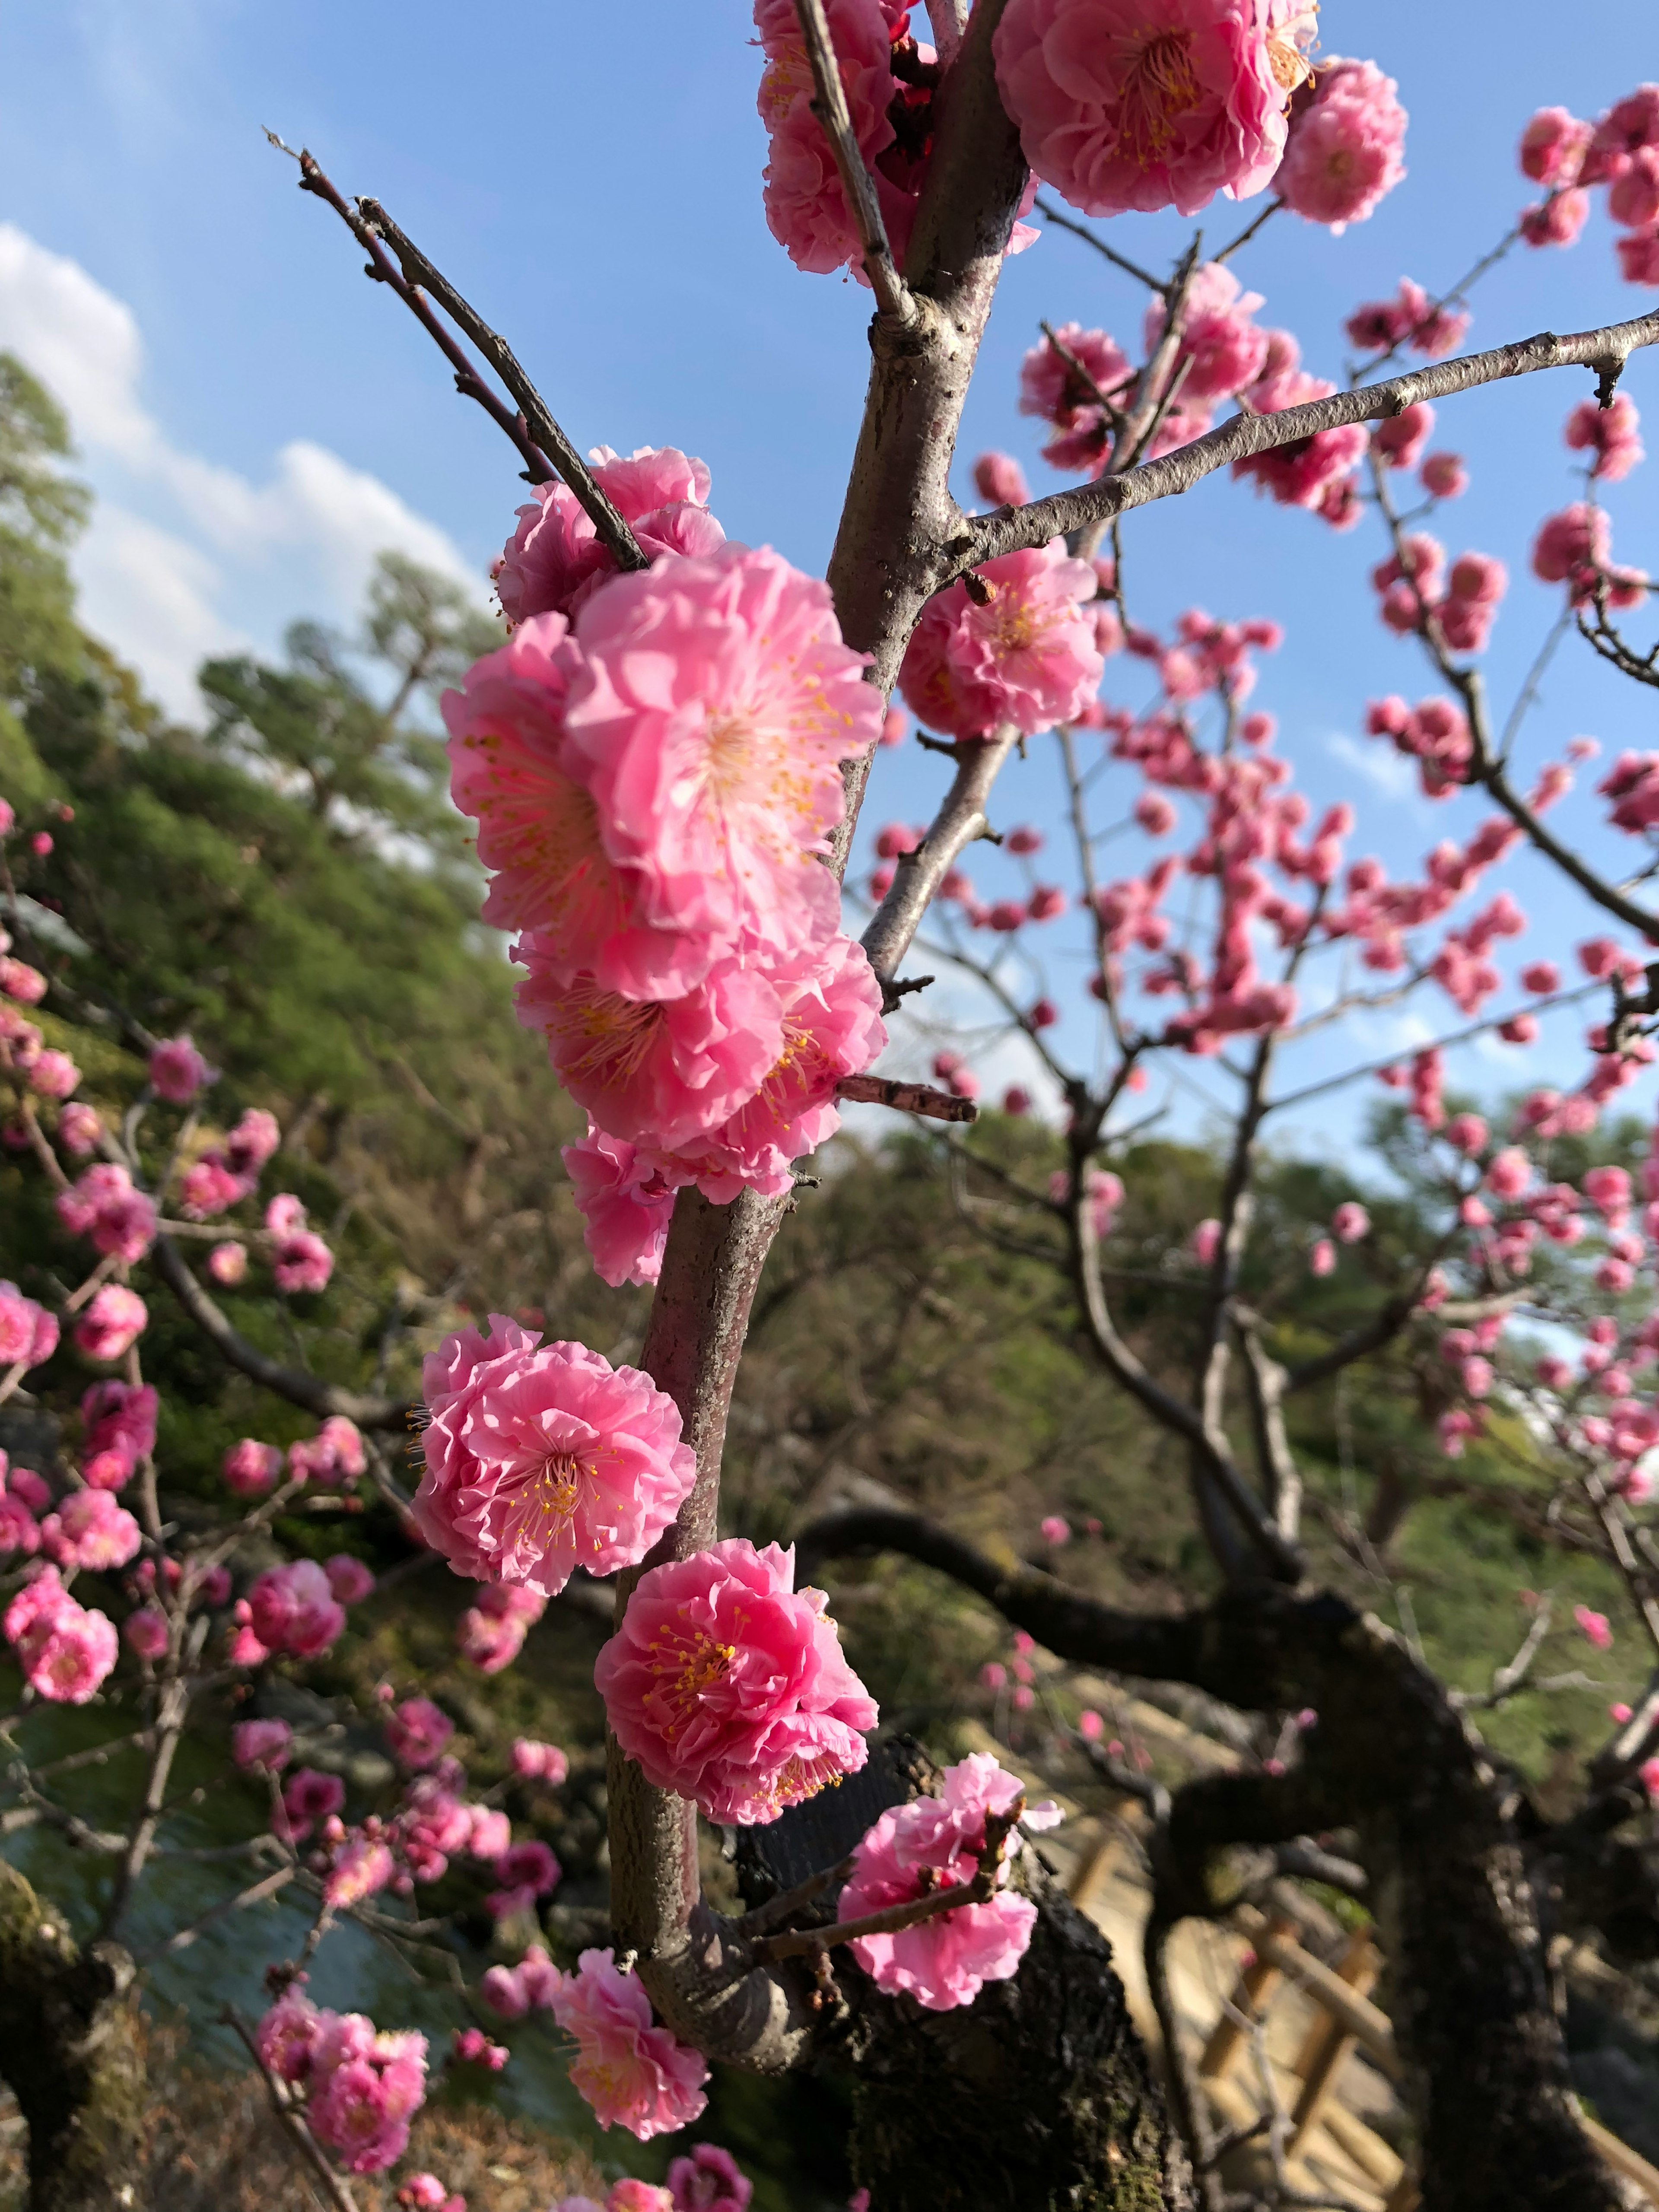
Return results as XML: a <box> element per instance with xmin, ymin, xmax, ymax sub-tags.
<box><xmin>842</xmin><ymin>1872</ymin><xmax>1185</xmax><ymax>2210</ymax></box>
<box><xmin>0</xmin><ymin>1861</ymin><xmax>146</xmax><ymax>2212</ymax></box>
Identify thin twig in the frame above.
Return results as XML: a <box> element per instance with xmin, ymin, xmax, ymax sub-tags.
<box><xmin>835</xmin><ymin>1074</ymin><xmax>978</xmax><ymax>1122</ymax></box>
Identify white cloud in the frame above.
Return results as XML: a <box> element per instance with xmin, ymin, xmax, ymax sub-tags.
<box><xmin>0</xmin><ymin>222</ymin><xmax>480</xmax><ymax>718</ymax></box>
<box><xmin>1326</xmin><ymin>729</ymin><xmax>1421</xmax><ymax>805</ymax></box>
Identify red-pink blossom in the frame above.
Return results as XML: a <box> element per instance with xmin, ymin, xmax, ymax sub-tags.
<box><xmin>1565</xmin><ymin>393</ymin><xmax>1644</xmax><ymax>481</ymax></box>
<box><xmin>1444</xmin><ymin>1112</ymin><xmax>1487</xmax><ymax>1155</ymax></box>
<box><xmin>1574</xmin><ymin>1603</ymin><xmax>1613</xmax><ymax>1651</ymax></box>
<box><xmin>596</xmin><ymin>1537</ymin><xmax>876</xmax><ymax>1825</ymax></box>
<box><xmin>1599</xmin><ymin>750</ymin><xmax>1659</xmax><ymax>832</ymax></box>
<box><xmin>641</xmin><ymin>936</ymin><xmax>885</xmax><ymax>1203</ymax></box>
<box><xmin>176</xmin><ymin>1156</ymin><xmax>246</xmax><ymax>1221</ymax></box>
<box><xmin>1611</xmin><ymin>146</ymin><xmax>1659</xmax><ymax>229</ymax></box>
<box><xmin>413</xmin><ymin>1319</ymin><xmax>695</xmax><ymax>1596</ymax></box>
<box><xmin>511</xmin><ymin>1737</ymin><xmax>570</xmax><ymax>1784</ymax></box>
<box><xmin>1143</xmin><ymin>262</ymin><xmax>1268</xmax><ymax>402</ymax></box>
<box><xmin>281</xmin><ymin>1767</ymin><xmax>346</xmax><ymax>1843</ymax></box>
<box><xmin>288</xmin><ymin>1416</ymin><xmax>366</xmax><ymax>1490</ymax></box>
<box><xmin>1191</xmin><ymin>1217</ymin><xmax>1221</xmax><ymax>1266</ymax></box>
<box><xmin>1040</xmin><ymin>1514</ymin><xmax>1071</xmax><ymax>1546</ymax></box>
<box><xmin>0</xmin><ymin>957</ymin><xmax>46</xmax><ymax>1004</ymax></box>
<box><xmin>992</xmin><ymin>0</ymin><xmax>1306</xmax><ymax>220</ymax></box>
<box><xmin>495</xmin><ymin>448</ymin><xmax>724</xmax><ymax>627</ymax></box>
<box><xmin>148</xmin><ymin>1033</ymin><xmax>215</xmax><ymax>1103</ymax></box>
<box><xmin>28</xmin><ymin>1049</ymin><xmax>79</xmax><ymax>1100</ymax></box>
<box><xmin>255</xmin><ymin>1990</ymin><xmax>329</xmax><ymax>2085</ymax></box>
<box><xmin>1420</xmin><ymin>452</ymin><xmax>1468</xmax><ymax>499</ymax></box>
<box><xmin>667</xmin><ymin>2143</ymin><xmax>753</xmax><ymax>2212</ymax></box>
<box><xmin>247</xmin><ymin>1560</ymin><xmax>346</xmax><ymax>1659</ymax></box>
<box><xmin>123</xmin><ymin>1606</ymin><xmax>168</xmax><ymax>1661</ymax></box>
<box><xmin>81</xmin><ymin>1379</ymin><xmax>156</xmax><ymax>1480</ymax></box>
<box><xmin>1232</xmin><ymin>370</ymin><xmax>1368</xmax><ymax>509</ymax></box>
<box><xmin>307</xmin><ymin>2012</ymin><xmax>429</xmax><ymax>2174</ymax></box>
<box><xmin>1619</xmin><ymin>228</ymin><xmax>1659</xmax><ymax>285</ymax></box>
<box><xmin>57</xmin><ymin>1101</ymin><xmax>102</xmax><ymax>1157</ymax></box>
<box><xmin>385</xmin><ymin>1697</ymin><xmax>454</xmax><ymax>1773</ymax></box>
<box><xmin>326</xmin><ymin>1554</ymin><xmax>376</xmax><ymax>1605</ymax></box>
<box><xmin>4</xmin><ymin>1569</ymin><xmax>118</xmax><ymax>1703</ymax></box>
<box><xmin>1520</xmin><ymin>108</ymin><xmax>1592</xmax><ymax>187</ymax></box>
<box><xmin>973</xmin><ymin>452</ymin><xmax>1031</xmax><ymax>508</ymax></box>
<box><xmin>222</xmin><ymin>1438</ymin><xmax>282</xmax><ymax>1499</ymax></box>
<box><xmin>452</xmin><ymin>2026</ymin><xmax>509</xmax><ymax>2074</ymax></box>
<box><xmin>899</xmin><ymin>542</ymin><xmax>1103</xmax><ymax>741</ymax></box>
<box><xmin>0</xmin><ymin>1281</ymin><xmax>56</xmax><ymax>1372</ymax></box>
<box><xmin>1278</xmin><ymin>58</ymin><xmax>1408</xmax><ymax>232</ymax></box>
<box><xmin>562</xmin><ymin>545</ymin><xmax>874</xmax><ymax>959</ymax></box>
<box><xmin>325</xmin><ymin>1837</ymin><xmax>397</xmax><ymax>1911</ymax></box>
<box><xmin>41</xmin><ymin>1488</ymin><xmax>141</xmax><ymax>1573</ymax></box>
<box><xmin>56</xmin><ymin>1163</ymin><xmax>157</xmax><ymax>1265</ymax></box>
<box><xmin>1520</xmin><ymin>190</ymin><xmax>1590</xmax><ymax>248</ymax></box>
<box><xmin>73</xmin><ymin>1284</ymin><xmax>147</xmax><ymax>1362</ymax></box>
<box><xmin>207</xmin><ymin>1239</ymin><xmax>248</xmax><ymax>1286</ymax></box>
<box><xmin>1331</xmin><ymin>1201</ymin><xmax>1369</xmax><ymax>1244</ymax></box>
<box><xmin>547</xmin><ymin>1948</ymin><xmax>709</xmax><ymax>2139</ymax></box>
<box><xmin>232</xmin><ymin>1718</ymin><xmax>294</xmax><ymax>1773</ymax></box>
<box><xmin>1309</xmin><ymin>1237</ymin><xmax>1336</xmax><ymax>1278</ymax></box>
<box><xmin>839</xmin><ymin>1753</ymin><xmax>1039</xmax><ymax>2010</ymax></box>
<box><xmin>273</xmin><ymin>1227</ymin><xmax>333</xmax><ymax>1296</ymax></box>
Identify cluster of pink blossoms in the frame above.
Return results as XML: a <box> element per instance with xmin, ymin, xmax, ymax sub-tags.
<box><xmin>753</xmin><ymin>0</ymin><xmax>1037</xmax><ymax>282</ymax></box>
<box><xmin>0</xmin><ymin>1278</ymin><xmax>57</xmax><ymax>1377</ymax></box>
<box><xmin>449</xmin><ymin>473</ymin><xmax>888</xmax><ymax>1283</ymax></box>
<box><xmin>992</xmin><ymin>0</ymin><xmax>1316</xmax><ymax>219</ymax></box>
<box><xmin>176</xmin><ymin>1106</ymin><xmax>280</xmax><ymax>1219</ymax></box>
<box><xmin>3</xmin><ymin>1564</ymin><xmax>118</xmax><ymax>1704</ymax></box>
<box><xmin>595</xmin><ymin>1537</ymin><xmax>878</xmax><ymax>1824</ymax></box>
<box><xmin>412</xmin><ymin>1316</ymin><xmax>695</xmax><ymax>1597</ymax></box>
<box><xmin>255</xmin><ymin>1992</ymin><xmax>428</xmax><ymax>2173</ymax></box>
<box><xmin>1515</xmin><ymin>86</ymin><xmax>1659</xmax><ymax>280</ymax></box>
<box><xmin>455</xmin><ymin>1578</ymin><xmax>547</xmax><ymax>1672</ymax></box>
<box><xmin>838</xmin><ymin>1753</ymin><xmax>1057</xmax><ymax>2009</ymax></box>
<box><xmin>1275</xmin><ymin>57</ymin><xmax>1408</xmax><ymax>232</ymax></box>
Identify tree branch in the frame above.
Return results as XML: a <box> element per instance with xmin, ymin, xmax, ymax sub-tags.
<box><xmin>860</xmin><ymin>727</ymin><xmax>1019</xmax><ymax>998</ymax></box>
<box><xmin>791</xmin><ymin>0</ymin><xmax>917</xmax><ymax>327</ymax></box>
<box><xmin>965</xmin><ymin>311</ymin><xmax>1659</xmax><ymax>569</ymax></box>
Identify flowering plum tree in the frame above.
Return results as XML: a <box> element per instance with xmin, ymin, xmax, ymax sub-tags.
<box><xmin>3</xmin><ymin>8</ymin><xmax>1659</xmax><ymax>2211</ymax></box>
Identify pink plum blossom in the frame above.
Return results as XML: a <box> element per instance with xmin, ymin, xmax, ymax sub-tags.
<box><xmin>753</xmin><ymin>0</ymin><xmax>911</xmax><ymax>278</ymax></box>
<box><xmin>82</xmin><ymin>1379</ymin><xmax>156</xmax><ymax>1474</ymax></box>
<box><xmin>281</xmin><ymin>1768</ymin><xmax>346</xmax><ymax>1843</ymax></box>
<box><xmin>1574</xmin><ymin>1604</ymin><xmax>1613</xmax><ymax>1651</ymax></box>
<box><xmin>414</xmin><ymin>1321</ymin><xmax>695</xmax><ymax>1597</ymax></box>
<box><xmin>1040</xmin><ymin>1514</ymin><xmax>1071</xmax><ymax>1546</ymax></box>
<box><xmin>123</xmin><ymin>1606</ymin><xmax>168</xmax><ymax>1661</ymax></box>
<box><xmin>41</xmin><ymin>1488</ymin><xmax>142</xmax><ymax>1573</ymax></box>
<box><xmin>232</xmin><ymin>1718</ymin><xmax>294</xmax><ymax>1773</ymax></box>
<box><xmin>1565</xmin><ymin>393</ymin><xmax>1644</xmax><ymax>482</ymax></box>
<box><xmin>222</xmin><ymin>1438</ymin><xmax>282</xmax><ymax>1499</ymax></box>
<box><xmin>1421</xmin><ymin>452</ymin><xmax>1468</xmax><ymax>499</ymax></box>
<box><xmin>562</xmin><ymin>1122</ymin><xmax>680</xmax><ymax>1288</ymax></box>
<box><xmin>596</xmin><ymin>1538</ymin><xmax>877</xmax><ymax>1825</ymax></box>
<box><xmin>1277</xmin><ymin>58</ymin><xmax>1408</xmax><ymax>231</ymax></box>
<box><xmin>324</xmin><ymin>1837</ymin><xmax>397</xmax><ymax>1911</ymax></box>
<box><xmin>255</xmin><ymin>1990</ymin><xmax>328</xmax><ymax>2085</ymax></box>
<box><xmin>899</xmin><ymin>542</ymin><xmax>1104</xmax><ymax>741</ymax></box>
<box><xmin>306</xmin><ymin>2011</ymin><xmax>429</xmax><ymax>2174</ymax></box>
<box><xmin>1309</xmin><ymin>1238</ymin><xmax>1337</xmax><ymax>1277</ymax></box>
<box><xmin>495</xmin><ymin>447</ymin><xmax>724</xmax><ymax>627</ymax></box>
<box><xmin>973</xmin><ymin>452</ymin><xmax>1031</xmax><ymax>508</ymax></box>
<box><xmin>73</xmin><ymin>1285</ymin><xmax>147</xmax><ymax>1362</ymax></box>
<box><xmin>452</xmin><ymin>2026</ymin><xmax>509</xmax><ymax>2072</ymax></box>
<box><xmin>207</xmin><ymin>1240</ymin><xmax>248</xmax><ymax>1285</ymax></box>
<box><xmin>1520</xmin><ymin>107</ymin><xmax>1592</xmax><ymax>187</ymax></box>
<box><xmin>838</xmin><ymin>1753</ymin><xmax>1038</xmax><ymax>2010</ymax></box>
<box><xmin>511</xmin><ymin>1737</ymin><xmax>570</xmax><ymax>1784</ymax></box>
<box><xmin>1233</xmin><ymin>369</ymin><xmax>1368</xmax><ymax>509</ymax></box>
<box><xmin>0</xmin><ymin>1282</ymin><xmax>56</xmax><ymax>1372</ymax></box>
<box><xmin>992</xmin><ymin>0</ymin><xmax>1309</xmax><ymax>219</ymax></box>
<box><xmin>288</xmin><ymin>1416</ymin><xmax>366</xmax><ymax>1489</ymax></box>
<box><xmin>1192</xmin><ymin>1218</ymin><xmax>1221</xmax><ymax>1266</ymax></box>
<box><xmin>0</xmin><ymin>957</ymin><xmax>46</xmax><ymax>1004</ymax></box>
<box><xmin>273</xmin><ymin>1227</ymin><xmax>333</xmax><ymax>1296</ymax></box>
<box><xmin>57</xmin><ymin>1101</ymin><xmax>102</xmax><ymax>1157</ymax></box>
<box><xmin>246</xmin><ymin>1560</ymin><xmax>346</xmax><ymax>1659</ymax></box>
<box><xmin>1143</xmin><ymin>261</ymin><xmax>1268</xmax><ymax>401</ymax></box>
<box><xmin>385</xmin><ymin>1697</ymin><xmax>455</xmax><ymax>1772</ymax></box>
<box><xmin>56</xmin><ymin>1163</ymin><xmax>156</xmax><ymax>1265</ymax></box>
<box><xmin>148</xmin><ymin>1034</ymin><xmax>216</xmax><ymax>1103</ymax></box>
<box><xmin>547</xmin><ymin>1948</ymin><xmax>709</xmax><ymax>2139</ymax></box>
<box><xmin>667</xmin><ymin>2145</ymin><xmax>753</xmax><ymax>2212</ymax></box>
<box><xmin>29</xmin><ymin>1049</ymin><xmax>79</xmax><ymax>1100</ymax></box>
<box><xmin>326</xmin><ymin>1554</ymin><xmax>376</xmax><ymax>1605</ymax></box>
<box><xmin>517</xmin><ymin>955</ymin><xmax>786</xmax><ymax>1155</ymax></box>
<box><xmin>1331</xmin><ymin>1201</ymin><xmax>1370</xmax><ymax>1243</ymax></box>
<box><xmin>4</xmin><ymin>1570</ymin><xmax>118</xmax><ymax>1704</ymax></box>
<box><xmin>560</xmin><ymin>544</ymin><xmax>875</xmax><ymax>959</ymax></box>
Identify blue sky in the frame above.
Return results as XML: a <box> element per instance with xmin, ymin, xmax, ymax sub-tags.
<box><xmin>1</xmin><ymin>0</ymin><xmax>1656</xmax><ymax>1157</ymax></box>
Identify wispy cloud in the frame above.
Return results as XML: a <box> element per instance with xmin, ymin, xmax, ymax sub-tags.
<box><xmin>1325</xmin><ymin>729</ymin><xmax>1422</xmax><ymax>806</ymax></box>
<box><xmin>0</xmin><ymin>222</ymin><xmax>480</xmax><ymax>717</ymax></box>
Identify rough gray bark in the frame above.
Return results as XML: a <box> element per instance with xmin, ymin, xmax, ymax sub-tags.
<box><xmin>0</xmin><ymin>1861</ymin><xmax>146</xmax><ymax>2212</ymax></box>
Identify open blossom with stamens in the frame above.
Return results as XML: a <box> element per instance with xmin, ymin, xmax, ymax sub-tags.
<box><xmin>640</xmin><ymin>936</ymin><xmax>886</xmax><ymax>1202</ymax></box>
<box><xmin>838</xmin><ymin>1754</ymin><xmax>1039</xmax><ymax>2010</ymax></box>
<box><xmin>413</xmin><ymin>1319</ymin><xmax>695</xmax><ymax>1596</ymax></box>
<box><xmin>0</xmin><ymin>1281</ymin><xmax>57</xmax><ymax>1372</ymax></box>
<box><xmin>306</xmin><ymin>2012</ymin><xmax>429</xmax><ymax>2174</ymax></box>
<box><xmin>595</xmin><ymin>1538</ymin><xmax>877</xmax><ymax>1825</ymax></box>
<box><xmin>385</xmin><ymin>1696</ymin><xmax>454</xmax><ymax>1772</ymax></box>
<box><xmin>547</xmin><ymin>1948</ymin><xmax>709</xmax><ymax>2139</ymax></box>
<box><xmin>516</xmin><ymin>955</ymin><xmax>786</xmax><ymax>1154</ymax></box>
<box><xmin>1277</xmin><ymin>57</ymin><xmax>1407</xmax><ymax>230</ymax></box>
<box><xmin>4</xmin><ymin>1567</ymin><xmax>118</xmax><ymax>1704</ymax></box>
<box><xmin>445</xmin><ymin>615</ymin><xmax>717</xmax><ymax>1004</ymax></box>
<box><xmin>561</xmin><ymin>545</ymin><xmax>875</xmax><ymax>958</ymax></box>
<box><xmin>993</xmin><ymin>0</ymin><xmax>1309</xmax><ymax>219</ymax></box>
<box><xmin>899</xmin><ymin>542</ymin><xmax>1104</xmax><ymax>741</ymax></box>
<box><xmin>495</xmin><ymin>447</ymin><xmax>725</xmax><ymax>628</ymax></box>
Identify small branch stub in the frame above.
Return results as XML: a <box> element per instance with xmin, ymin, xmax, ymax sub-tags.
<box><xmin>836</xmin><ymin>1075</ymin><xmax>978</xmax><ymax>1122</ymax></box>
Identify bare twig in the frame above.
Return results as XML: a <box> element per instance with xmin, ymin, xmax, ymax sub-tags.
<box><xmin>861</xmin><ymin>728</ymin><xmax>1020</xmax><ymax>998</ymax></box>
<box><xmin>750</xmin><ymin>1802</ymin><xmax>1021</xmax><ymax>1963</ymax></box>
<box><xmin>835</xmin><ymin>1074</ymin><xmax>978</xmax><ymax>1122</ymax></box>
<box><xmin>224</xmin><ymin>2005</ymin><xmax>360</xmax><ymax>2212</ymax></box>
<box><xmin>791</xmin><ymin>0</ymin><xmax>918</xmax><ymax>326</ymax></box>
